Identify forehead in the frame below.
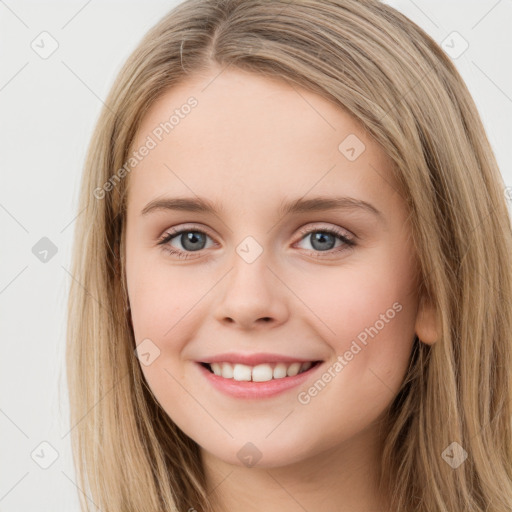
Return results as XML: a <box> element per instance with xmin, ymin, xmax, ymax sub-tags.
<box><xmin>126</xmin><ymin>67</ymin><xmax>399</xmax><ymax>217</ymax></box>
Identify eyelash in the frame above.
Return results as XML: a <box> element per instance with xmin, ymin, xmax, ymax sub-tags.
<box><xmin>157</xmin><ymin>224</ymin><xmax>356</xmax><ymax>260</ymax></box>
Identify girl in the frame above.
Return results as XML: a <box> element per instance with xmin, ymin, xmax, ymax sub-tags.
<box><xmin>66</xmin><ymin>1</ymin><xmax>512</xmax><ymax>511</ymax></box>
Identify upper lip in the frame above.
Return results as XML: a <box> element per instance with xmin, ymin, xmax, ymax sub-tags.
<box><xmin>198</xmin><ymin>353</ymin><xmax>322</xmax><ymax>366</ymax></box>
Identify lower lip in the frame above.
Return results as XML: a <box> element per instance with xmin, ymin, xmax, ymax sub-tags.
<box><xmin>196</xmin><ymin>362</ymin><xmax>322</xmax><ymax>399</ymax></box>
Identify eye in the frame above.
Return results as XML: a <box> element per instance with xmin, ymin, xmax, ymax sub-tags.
<box><xmin>294</xmin><ymin>225</ymin><xmax>356</xmax><ymax>257</ymax></box>
<box><xmin>157</xmin><ymin>226</ymin><xmax>216</xmax><ymax>260</ymax></box>
<box><xmin>157</xmin><ymin>224</ymin><xmax>356</xmax><ymax>260</ymax></box>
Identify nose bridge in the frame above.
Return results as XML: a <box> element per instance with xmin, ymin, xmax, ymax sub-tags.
<box><xmin>214</xmin><ymin>235</ymin><xmax>289</xmax><ymax>328</ymax></box>
<box><xmin>228</xmin><ymin>238</ymin><xmax>274</xmax><ymax>305</ymax></box>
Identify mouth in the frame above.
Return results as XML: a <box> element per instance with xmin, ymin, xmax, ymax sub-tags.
<box><xmin>199</xmin><ymin>360</ymin><xmax>323</xmax><ymax>382</ymax></box>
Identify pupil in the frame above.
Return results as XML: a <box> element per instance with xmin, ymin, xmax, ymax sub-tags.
<box><xmin>182</xmin><ymin>232</ymin><xmax>205</xmax><ymax>251</ymax></box>
<box><xmin>311</xmin><ymin>232</ymin><xmax>335</xmax><ymax>251</ymax></box>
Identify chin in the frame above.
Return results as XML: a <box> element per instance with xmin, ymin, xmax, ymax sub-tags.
<box><xmin>197</xmin><ymin>429</ymin><xmax>320</xmax><ymax>469</ymax></box>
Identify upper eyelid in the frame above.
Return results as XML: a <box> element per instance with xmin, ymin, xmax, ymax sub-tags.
<box><xmin>161</xmin><ymin>223</ymin><xmax>216</xmax><ymax>240</ymax></box>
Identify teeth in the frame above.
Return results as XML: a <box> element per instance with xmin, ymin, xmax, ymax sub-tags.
<box><xmin>233</xmin><ymin>364</ymin><xmax>252</xmax><ymax>381</ymax></box>
<box><xmin>221</xmin><ymin>362</ymin><xmax>234</xmax><ymax>379</ymax></box>
<box><xmin>211</xmin><ymin>362</ymin><xmax>222</xmax><ymax>376</ymax></box>
<box><xmin>301</xmin><ymin>361</ymin><xmax>312</xmax><ymax>372</ymax></box>
<box><xmin>273</xmin><ymin>363</ymin><xmax>287</xmax><ymax>379</ymax></box>
<box><xmin>252</xmin><ymin>364</ymin><xmax>273</xmax><ymax>382</ymax></box>
<box><xmin>286</xmin><ymin>362</ymin><xmax>301</xmax><ymax>377</ymax></box>
<box><xmin>207</xmin><ymin>361</ymin><xmax>315</xmax><ymax>381</ymax></box>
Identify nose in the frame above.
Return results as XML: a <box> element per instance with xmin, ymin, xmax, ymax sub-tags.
<box><xmin>214</xmin><ymin>251</ymin><xmax>289</xmax><ymax>331</ymax></box>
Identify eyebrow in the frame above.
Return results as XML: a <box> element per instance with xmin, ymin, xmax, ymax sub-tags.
<box><xmin>140</xmin><ymin>195</ymin><xmax>383</xmax><ymax>220</ymax></box>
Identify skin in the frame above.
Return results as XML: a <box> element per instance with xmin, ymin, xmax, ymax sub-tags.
<box><xmin>124</xmin><ymin>66</ymin><xmax>437</xmax><ymax>512</ymax></box>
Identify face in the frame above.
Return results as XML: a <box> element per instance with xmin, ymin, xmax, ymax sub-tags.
<box><xmin>124</xmin><ymin>66</ymin><xmax>427</xmax><ymax>469</ymax></box>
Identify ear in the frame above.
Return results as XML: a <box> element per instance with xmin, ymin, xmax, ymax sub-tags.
<box><xmin>415</xmin><ymin>295</ymin><xmax>438</xmax><ymax>345</ymax></box>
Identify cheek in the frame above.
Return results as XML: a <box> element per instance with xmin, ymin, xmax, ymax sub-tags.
<box><xmin>127</xmin><ymin>263</ymin><xmax>200</xmax><ymax>414</ymax></box>
<box><xmin>294</xmin><ymin>256</ymin><xmax>417</xmax><ymax>346</ymax></box>
<box><xmin>292</xmin><ymin>251</ymin><xmax>418</xmax><ymax>396</ymax></box>
<box><xmin>126</xmin><ymin>253</ymin><xmax>206</xmax><ymax>345</ymax></box>
<box><xmin>289</xmin><ymin>267</ymin><xmax>416</xmax><ymax>453</ymax></box>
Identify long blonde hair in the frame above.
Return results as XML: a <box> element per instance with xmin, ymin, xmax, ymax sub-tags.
<box><xmin>66</xmin><ymin>0</ymin><xmax>512</xmax><ymax>510</ymax></box>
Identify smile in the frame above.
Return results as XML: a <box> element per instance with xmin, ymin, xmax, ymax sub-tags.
<box><xmin>197</xmin><ymin>356</ymin><xmax>324</xmax><ymax>399</ymax></box>
<box><xmin>201</xmin><ymin>361</ymin><xmax>320</xmax><ymax>382</ymax></box>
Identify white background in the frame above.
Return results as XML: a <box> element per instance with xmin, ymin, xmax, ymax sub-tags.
<box><xmin>1</xmin><ymin>1</ymin><xmax>511</xmax><ymax>510</ymax></box>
